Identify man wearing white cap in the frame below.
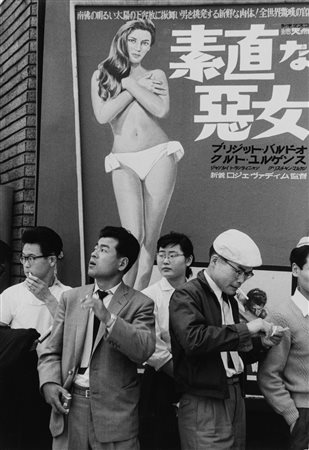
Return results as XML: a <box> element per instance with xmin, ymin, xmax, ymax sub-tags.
<box><xmin>169</xmin><ymin>229</ymin><xmax>285</xmax><ymax>450</ymax></box>
<box><xmin>258</xmin><ymin>237</ymin><xmax>309</xmax><ymax>450</ymax></box>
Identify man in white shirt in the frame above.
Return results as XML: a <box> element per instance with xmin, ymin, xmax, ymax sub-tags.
<box><xmin>0</xmin><ymin>226</ymin><xmax>71</xmax><ymax>450</ymax></box>
<box><xmin>140</xmin><ymin>232</ymin><xmax>194</xmax><ymax>450</ymax></box>
<box><xmin>258</xmin><ymin>238</ymin><xmax>309</xmax><ymax>450</ymax></box>
<box><xmin>0</xmin><ymin>226</ymin><xmax>71</xmax><ymax>346</ymax></box>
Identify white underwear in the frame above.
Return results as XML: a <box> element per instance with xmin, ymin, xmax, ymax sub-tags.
<box><xmin>104</xmin><ymin>141</ymin><xmax>184</xmax><ymax>181</ymax></box>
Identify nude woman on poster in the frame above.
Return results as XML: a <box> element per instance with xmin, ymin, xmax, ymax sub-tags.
<box><xmin>91</xmin><ymin>19</ymin><xmax>184</xmax><ymax>290</ymax></box>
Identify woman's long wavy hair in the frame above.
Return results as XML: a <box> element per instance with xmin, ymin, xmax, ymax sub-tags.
<box><xmin>98</xmin><ymin>19</ymin><xmax>156</xmax><ymax>101</ymax></box>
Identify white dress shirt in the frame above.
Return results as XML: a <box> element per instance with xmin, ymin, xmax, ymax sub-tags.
<box><xmin>74</xmin><ymin>281</ymin><xmax>120</xmax><ymax>387</ymax></box>
<box><xmin>142</xmin><ymin>277</ymin><xmax>175</xmax><ymax>371</ymax></box>
<box><xmin>291</xmin><ymin>288</ymin><xmax>309</xmax><ymax>317</ymax></box>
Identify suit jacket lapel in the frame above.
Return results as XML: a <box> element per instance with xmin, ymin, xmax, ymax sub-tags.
<box><xmin>92</xmin><ymin>282</ymin><xmax>129</xmax><ymax>353</ymax></box>
<box><xmin>74</xmin><ymin>285</ymin><xmax>94</xmax><ymax>367</ymax></box>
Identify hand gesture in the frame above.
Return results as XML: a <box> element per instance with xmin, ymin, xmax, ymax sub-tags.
<box><xmin>26</xmin><ymin>273</ymin><xmax>51</xmax><ymax>302</ymax></box>
<box><xmin>80</xmin><ymin>294</ymin><xmax>111</xmax><ymax>324</ymax></box>
<box><xmin>261</xmin><ymin>325</ymin><xmax>289</xmax><ymax>348</ymax></box>
<box><xmin>42</xmin><ymin>382</ymin><xmax>70</xmax><ymax>415</ymax></box>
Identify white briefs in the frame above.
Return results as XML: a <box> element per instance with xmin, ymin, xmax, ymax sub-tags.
<box><xmin>104</xmin><ymin>141</ymin><xmax>184</xmax><ymax>181</ymax></box>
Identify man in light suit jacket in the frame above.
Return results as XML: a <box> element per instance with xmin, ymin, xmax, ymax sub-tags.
<box><xmin>38</xmin><ymin>226</ymin><xmax>155</xmax><ymax>450</ymax></box>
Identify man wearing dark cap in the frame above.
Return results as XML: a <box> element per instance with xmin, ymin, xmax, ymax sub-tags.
<box><xmin>169</xmin><ymin>229</ymin><xmax>286</xmax><ymax>450</ymax></box>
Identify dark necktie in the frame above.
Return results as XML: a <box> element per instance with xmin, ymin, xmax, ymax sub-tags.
<box><xmin>222</xmin><ymin>293</ymin><xmax>235</xmax><ymax>369</ymax></box>
<box><xmin>92</xmin><ymin>290</ymin><xmax>108</xmax><ymax>347</ymax></box>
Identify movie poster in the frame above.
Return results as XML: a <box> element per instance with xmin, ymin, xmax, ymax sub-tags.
<box><xmin>71</xmin><ymin>2</ymin><xmax>309</xmax><ymax>286</ymax></box>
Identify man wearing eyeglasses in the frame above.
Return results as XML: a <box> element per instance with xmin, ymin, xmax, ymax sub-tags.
<box><xmin>140</xmin><ymin>232</ymin><xmax>194</xmax><ymax>450</ymax></box>
<box><xmin>0</xmin><ymin>226</ymin><xmax>71</xmax><ymax>345</ymax></box>
<box><xmin>169</xmin><ymin>229</ymin><xmax>286</xmax><ymax>450</ymax></box>
<box><xmin>0</xmin><ymin>226</ymin><xmax>71</xmax><ymax>450</ymax></box>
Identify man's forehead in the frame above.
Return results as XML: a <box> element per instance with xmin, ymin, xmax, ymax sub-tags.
<box><xmin>97</xmin><ymin>237</ymin><xmax>117</xmax><ymax>247</ymax></box>
<box><xmin>22</xmin><ymin>243</ymin><xmax>41</xmax><ymax>254</ymax></box>
<box><xmin>159</xmin><ymin>244</ymin><xmax>181</xmax><ymax>252</ymax></box>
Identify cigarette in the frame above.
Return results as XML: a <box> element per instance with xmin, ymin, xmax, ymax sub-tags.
<box><xmin>236</xmin><ymin>288</ymin><xmax>248</xmax><ymax>300</ymax></box>
<box><xmin>271</xmin><ymin>326</ymin><xmax>278</xmax><ymax>337</ymax></box>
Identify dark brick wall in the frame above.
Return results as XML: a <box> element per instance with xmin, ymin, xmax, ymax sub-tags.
<box><xmin>0</xmin><ymin>0</ymin><xmax>38</xmax><ymax>284</ymax></box>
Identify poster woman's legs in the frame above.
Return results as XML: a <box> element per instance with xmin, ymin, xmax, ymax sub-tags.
<box><xmin>112</xmin><ymin>154</ymin><xmax>177</xmax><ymax>290</ymax></box>
<box><xmin>112</xmin><ymin>168</ymin><xmax>144</xmax><ymax>287</ymax></box>
<box><xmin>137</xmin><ymin>154</ymin><xmax>177</xmax><ymax>290</ymax></box>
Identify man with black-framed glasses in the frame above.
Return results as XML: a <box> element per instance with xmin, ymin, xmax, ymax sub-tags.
<box><xmin>0</xmin><ymin>226</ymin><xmax>71</xmax><ymax>340</ymax></box>
<box><xmin>0</xmin><ymin>226</ymin><xmax>71</xmax><ymax>450</ymax></box>
<box><xmin>169</xmin><ymin>229</ymin><xmax>287</xmax><ymax>450</ymax></box>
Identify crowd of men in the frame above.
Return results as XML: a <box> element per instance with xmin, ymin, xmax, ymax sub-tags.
<box><xmin>0</xmin><ymin>226</ymin><xmax>308</xmax><ymax>450</ymax></box>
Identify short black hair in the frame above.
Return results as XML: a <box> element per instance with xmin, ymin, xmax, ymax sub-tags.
<box><xmin>22</xmin><ymin>226</ymin><xmax>63</xmax><ymax>258</ymax></box>
<box><xmin>157</xmin><ymin>231</ymin><xmax>194</xmax><ymax>278</ymax></box>
<box><xmin>290</xmin><ymin>245</ymin><xmax>309</xmax><ymax>270</ymax></box>
<box><xmin>99</xmin><ymin>226</ymin><xmax>140</xmax><ymax>273</ymax></box>
<box><xmin>0</xmin><ymin>240</ymin><xmax>11</xmax><ymax>264</ymax></box>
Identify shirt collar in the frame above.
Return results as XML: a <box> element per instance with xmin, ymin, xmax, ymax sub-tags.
<box><xmin>204</xmin><ymin>269</ymin><xmax>222</xmax><ymax>302</ymax></box>
<box><xmin>94</xmin><ymin>280</ymin><xmax>121</xmax><ymax>295</ymax></box>
<box><xmin>160</xmin><ymin>277</ymin><xmax>175</xmax><ymax>291</ymax></box>
<box><xmin>291</xmin><ymin>288</ymin><xmax>309</xmax><ymax>317</ymax></box>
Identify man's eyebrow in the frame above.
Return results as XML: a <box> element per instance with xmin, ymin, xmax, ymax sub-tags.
<box><xmin>98</xmin><ymin>243</ymin><xmax>109</xmax><ymax>249</ymax></box>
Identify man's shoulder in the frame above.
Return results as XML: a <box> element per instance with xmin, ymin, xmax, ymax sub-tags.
<box><xmin>267</xmin><ymin>298</ymin><xmax>295</xmax><ymax>324</ymax></box>
<box><xmin>142</xmin><ymin>278</ymin><xmax>166</xmax><ymax>300</ymax></box>
<box><xmin>122</xmin><ymin>283</ymin><xmax>154</xmax><ymax>307</ymax></box>
<box><xmin>1</xmin><ymin>281</ymin><xmax>25</xmax><ymax>298</ymax></box>
<box><xmin>61</xmin><ymin>284</ymin><xmax>93</xmax><ymax>300</ymax></box>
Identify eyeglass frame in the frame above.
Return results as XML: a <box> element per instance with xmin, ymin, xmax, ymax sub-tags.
<box><xmin>156</xmin><ymin>252</ymin><xmax>185</xmax><ymax>262</ymax></box>
<box><xmin>219</xmin><ymin>256</ymin><xmax>254</xmax><ymax>280</ymax></box>
<box><xmin>20</xmin><ymin>254</ymin><xmax>52</xmax><ymax>265</ymax></box>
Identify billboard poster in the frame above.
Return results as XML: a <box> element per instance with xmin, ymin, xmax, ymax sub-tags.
<box><xmin>70</xmin><ymin>2</ymin><xmax>309</xmax><ymax>288</ymax></box>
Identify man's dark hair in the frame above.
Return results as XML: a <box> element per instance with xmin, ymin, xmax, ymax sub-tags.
<box><xmin>0</xmin><ymin>240</ymin><xmax>11</xmax><ymax>264</ymax></box>
<box><xmin>157</xmin><ymin>231</ymin><xmax>194</xmax><ymax>278</ymax></box>
<box><xmin>290</xmin><ymin>245</ymin><xmax>309</xmax><ymax>270</ymax></box>
<box><xmin>22</xmin><ymin>226</ymin><xmax>63</xmax><ymax>258</ymax></box>
<box><xmin>290</xmin><ymin>245</ymin><xmax>309</xmax><ymax>294</ymax></box>
<box><xmin>99</xmin><ymin>226</ymin><xmax>140</xmax><ymax>273</ymax></box>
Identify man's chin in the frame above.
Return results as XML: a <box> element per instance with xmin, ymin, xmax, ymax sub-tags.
<box><xmin>88</xmin><ymin>267</ymin><xmax>95</xmax><ymax>278</ymax></box>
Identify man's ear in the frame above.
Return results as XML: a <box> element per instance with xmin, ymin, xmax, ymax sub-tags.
<box><xmin>185</xmin><ymin>255</ymin><xmax>193</xmax><ymax>267</ymax></box>
<box><xmin>118</xmin><ymin>256</ymin><xmax>129</xmax><ymax>273</ymax></box>
<box><xmin>291</xmin><ymin>262</ymin><xmax>300</xmax><ymax>278</ymax></box>
<box><xmin>210</xmin><ymin>254</ymin><xmax>219</xmax><ymax>265</ymax></box>
<box><xmin>49</xmin><ymin>255</ymin><xmax>57</xmax><ymax>267</ymax></box>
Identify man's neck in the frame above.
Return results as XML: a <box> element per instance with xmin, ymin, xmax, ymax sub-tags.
<box><xmin>96</xmin><ymin>275</ymin><xmax>122</xmax><ymax>291</ymax></box>
<box><xmin>297</xmin><ymin>286</ymin><xmax>309</xmax><ymax>301</ymax></box>
<box><xmin>165</xmin><ymin>275</ymin><xmax>186</xmax><ymax>289</ymax></box>
<box><xmin>41</xmin><ymin>272</ymin><xmax>56</xmax><ymax>287</ymax></box>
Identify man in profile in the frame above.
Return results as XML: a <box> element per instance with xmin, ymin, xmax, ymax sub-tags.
<box><xmin>258</xmin><ymin>237</ymin><xmax>309</xmax><ymax>450</ymax></box>
<box><xmin>0</xmin><ymin>226</ymin><xmax>71</xmax><ymax>450</ymax></box>
<box><xmin>169</xmin><ymin>229</ymin><xmax>286</xmax><ymax>450</ymax></box>
<box><xmin>39</xmin><ymin>226</ymin><xmax>155</xmax><ymax>450</ymax></box>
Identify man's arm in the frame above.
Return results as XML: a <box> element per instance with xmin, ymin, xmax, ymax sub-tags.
<box><xmin>257</xmin><ymin>326</ymin><xmax>299</xmax><ymax>427</ymax></box>
<box><xmin>38</xmin><ymin>292</ymin><xmax>66</xmax><ymax>390</ymax></box>
<box><xmin>169</xmin><ymin>287</ymin><xmax>275</xmax><ymax>357</ymax></box>
<box><xmin>106</xmin><ymin>294</ymin><xmax>156</xmax><ymax>364</ymax></box>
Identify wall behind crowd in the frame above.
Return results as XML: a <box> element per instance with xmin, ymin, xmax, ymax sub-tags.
<box><xmin>0</xmin><ymin>0</ymin><xmax>38</xmax><ymax>287</ymax></box>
